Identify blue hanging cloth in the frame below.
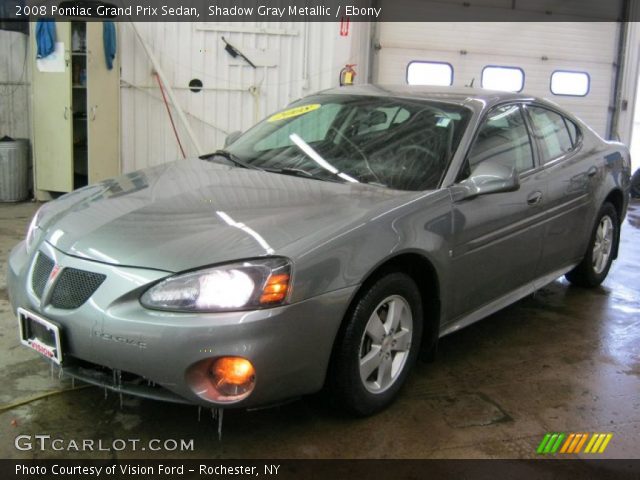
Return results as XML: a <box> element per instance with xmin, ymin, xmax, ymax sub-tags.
<box><xmin>103</xmin><ymin>21</ymin><xmax>116</xmax><ymax>70</ymax></box>
<box><xmin>35</xmin><ymin>20</ymin><xmax>56</xmax><ymax>58</ymax></box>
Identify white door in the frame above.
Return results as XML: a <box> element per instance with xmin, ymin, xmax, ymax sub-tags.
<box><xmin>87</xmin><ymin>21</ymin><xmax>120</xmax><ymax>183</ymax></box>
<box><xmin>372</xmin><ymin>2</ymin><xmax>622</xmax><ymax>138</ymax></box>
<box><xmin>32</xmin><ymin>21</ymin><xmax>73</xmax><ymax>192</ymax></box>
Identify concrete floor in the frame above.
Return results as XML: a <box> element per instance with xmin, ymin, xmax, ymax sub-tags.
<box><xmin>0</xmin><ymin>200</ymin><xmax>638</xmax><ymax>460</ymax></box>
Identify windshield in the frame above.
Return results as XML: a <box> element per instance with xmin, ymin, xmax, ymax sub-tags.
<box><xmin>224</xmin><ymin>94</ymin><xmax>472</xmax><ymax>191</ymax></box>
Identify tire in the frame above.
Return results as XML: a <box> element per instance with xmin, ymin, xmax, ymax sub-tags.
<box><xmin>565</xmin><ymin>202</ymin><xmax>619</xmax><ymax>287</ymax></box>
<box><xmin>326</xmin><ymin>272</ymin><xmax>423</xmax><ymax>416</ymax></box>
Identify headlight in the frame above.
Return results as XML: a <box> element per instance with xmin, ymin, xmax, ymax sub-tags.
<box><xmin>140</xmin><ymin>258</ymin><xmax>292</xmax><ymax>312</ymax></box>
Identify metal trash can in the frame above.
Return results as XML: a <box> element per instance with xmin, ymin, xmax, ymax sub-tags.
<box><xmin>0</xmin><ymin>137</ymin><xmax>29</xmax><ymax>202</ymax></box>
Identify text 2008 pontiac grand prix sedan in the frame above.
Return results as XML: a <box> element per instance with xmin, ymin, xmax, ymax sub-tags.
<box><xmin>7</xmin><ymin>86</ymin><xmax>631</xmax><ymax>416</ymax></box>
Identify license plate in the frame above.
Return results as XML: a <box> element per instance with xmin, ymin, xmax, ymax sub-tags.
<box><xmin>18</xmin><ymin>308</ymin><xmax>63</xmax><ymax>365</ymax></box>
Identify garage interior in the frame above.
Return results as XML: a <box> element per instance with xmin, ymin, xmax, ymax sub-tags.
<box><xmin>1</xmin><ymin>0</ymin><xmax>639</xmax><ymax>460</ymax></box>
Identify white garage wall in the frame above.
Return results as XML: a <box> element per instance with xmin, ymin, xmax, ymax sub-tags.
<box><xmin>119</xmin><ymin>22</ymin><xmax>370</xmax><ymax>172</ymax></box>
<box><xmin>373</xmin><ymin>21</ymin><xmax>619</xmax><ymax>138</ymax></box>
<box><xmin>0</xmin><ymin>30</ymin><xmax>29</xmax><ymax>139</ymax></box>
<box><xmin>1</xmin><ymin>17</ymin><xmax>631</xmax><ymax>179</ymax></box>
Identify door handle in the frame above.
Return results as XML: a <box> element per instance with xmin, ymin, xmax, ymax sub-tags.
<box><xmin>527</xmin><ymin>191</ymin><xmax>543</xmax><ymax>205</ymax></box>
<box><xmin>64</xmin><ymin>106</ymin><xmax>71</xmax><ymax>120</ymax></box>
<box><xmin>587</xmin><ymin>166</ymin><xmax>598</xmax><ymax>177</ymax></box>
<box><xmin>90</xmin><ymin>106</ymin><xmax>97</xmax><ymax>121</ymax></box>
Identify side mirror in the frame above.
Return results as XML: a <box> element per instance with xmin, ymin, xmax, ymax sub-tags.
<box><xmin>224</xmin><ymin>131</ymin><xmax>242</xmax><ymax>147</ymax></box>
<box><xmin>453</xmin><ymin>161</ymin><xmax>520</xmax><ymax>201</ymax></box>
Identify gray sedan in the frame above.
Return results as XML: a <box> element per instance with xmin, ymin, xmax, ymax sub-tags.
<box><xmin>7</xmin><ymin>86</ymin><xmax>632</xmax><ymax>415</ymax></box>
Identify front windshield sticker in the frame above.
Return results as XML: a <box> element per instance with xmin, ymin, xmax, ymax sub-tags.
<box><xmin>268</xmin><ymin>104</ymin><xmax>321</xmax><ymax>122</ymax></box>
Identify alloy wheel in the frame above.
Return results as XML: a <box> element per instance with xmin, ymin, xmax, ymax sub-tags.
<box><xmin>358</xmin><ymin>295</ymin><xmax>413</xmax><ymax>394</ymax></box>
<box><xmin>592</xmin><ymin>215</ymin><xmax>614</xmax><ymax>274</ymax></box>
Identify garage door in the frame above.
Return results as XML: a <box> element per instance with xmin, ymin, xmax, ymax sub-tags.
<box><xmin>372</xmin><ymin>1</ymin><xmax>623</xmax><ymax>138</ymax></box>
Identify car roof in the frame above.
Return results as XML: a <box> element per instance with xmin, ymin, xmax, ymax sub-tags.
<box><xmin>319</xmin><ymin>84</ymin><xmax>541</xmax><ymax>110</ymax></box>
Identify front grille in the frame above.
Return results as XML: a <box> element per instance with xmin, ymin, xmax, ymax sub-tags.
<box><xmin>31</xmin><ymin>252</ymin><xmax>54</xmax><ymax>299</ymax></box>
<box><xmin>50</xmin><ymin>268</ymin><xmax>106</xmax><ymax>309</ymax></box>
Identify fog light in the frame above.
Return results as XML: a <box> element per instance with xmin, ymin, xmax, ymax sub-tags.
<box><xmin>209</xmin><ymin>357</ymin><xmax>256</xmax><ymax>401</ymax></box>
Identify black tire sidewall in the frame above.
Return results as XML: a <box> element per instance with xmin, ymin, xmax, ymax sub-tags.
<box><xmin>572</xmin><ymin>203</ymin><xmax>619</xmax><ymax>286</ymax></box>
<box><xmin>332</xmin><ymin>273</ymin><xmax>423</xmax><ymax>416</ymax></box>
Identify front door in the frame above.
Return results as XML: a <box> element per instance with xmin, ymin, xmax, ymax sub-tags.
<box><xmin>447</xmin><ymin>104</ymin><xmax>548</xmax><ymax>320</ymax></box>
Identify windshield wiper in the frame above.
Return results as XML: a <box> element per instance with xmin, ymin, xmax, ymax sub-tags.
<box><xmin>199</xmin><ymin>150</ymin><xmax>262</xmax><ymax>171</ymax></box>
<box><xmin>263</xmin><ymin>167</ymin><xmax>342</xmax><ymax>183</ymax></box>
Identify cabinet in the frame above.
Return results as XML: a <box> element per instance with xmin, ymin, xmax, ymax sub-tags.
<box><xmin>31</xmin><ymin>21</ymin><xmax>120</xmax><ymax>197</ymax></box>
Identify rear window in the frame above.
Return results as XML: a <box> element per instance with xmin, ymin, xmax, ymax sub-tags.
<box><xmin>526</xmin><ymin>106</ymin><xmax>575</xmax><ymax>163</ymax></box>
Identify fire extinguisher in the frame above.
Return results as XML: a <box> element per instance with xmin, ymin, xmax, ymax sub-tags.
<box><xmin>339</xmin><ymin>64</ymin><xmax>357</xmax><ymax>86</ymax></box>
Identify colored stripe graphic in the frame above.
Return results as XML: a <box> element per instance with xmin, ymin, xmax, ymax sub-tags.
<box><xmin>550</xmin><ymin>433</ymin><xmax>565</xmax><ymax>453</ymax></box>
<box><xmin>544</xmin><ymin>433</ymin><xmax>559</xmax><ymax>453</ymax></box>
<box><xmin>536</xmin><ymin>433</ymin><xmax>551</xmax><ymax>454</ymax></box>
<box><xmin>569</xmin><ymin>433</ymin><xmax>585</xmax><ymax>453</ymax></box>
<box><xmin>537</xmin><ymin>434</ymin><xmax>552</xmax><ymax>454</ymax></box>
<box><xmin>598</xmin><ymin>434</ymin><xmax>613</xmax><ymax>453</ymax></box>
<box><xmin>538</xmin><ymin>433</ymin><xmax>613</xmax><ymax>454</ymax></box>
<box><xmin>560</xmin><ymin>433</ymin><xmax>575</xmax><ymax>453</ymax></box>
<box><xmin>574</xmin><ymin>433</ymin><xmax>589</xmax><ymax>453</ymax></box>
<box><xmin>584</xmin><ymin>434</ymin><xmax>598</xmax><ymax>453</ymax></box>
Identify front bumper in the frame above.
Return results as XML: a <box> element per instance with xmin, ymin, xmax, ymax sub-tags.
<box><xmin>7</xmin><ymin>241</ymin><xmax>356</xmax><ymax>408</ymax></box>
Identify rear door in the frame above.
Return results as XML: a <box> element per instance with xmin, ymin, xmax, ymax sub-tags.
<box><xmin>524</xmin><ymin>105</ymin><xmax>595</xmax><ymax>278</ymax></box>
<box><xmin>447</xmin><ymin>103</ymin><xmax>547</xmax><ymax>319</ymax></box>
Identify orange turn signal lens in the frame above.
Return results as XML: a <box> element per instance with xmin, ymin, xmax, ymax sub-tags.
<box><xmin>209</xmin><ymin>357</ymin><xmax>256</xmax><ymax>401</ymax></box>
<box><xmin>259</xmin><ymin>273</ymin><xmax>290</xmax><ymax>305</ymax></box>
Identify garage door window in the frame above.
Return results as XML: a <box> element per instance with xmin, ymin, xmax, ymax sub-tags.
<box><xmin>551</xmin><ymin>71</ymin><xmax>590</xmax><ymax>96</ymax></box>
<box><xmin>481</xmin><ymin>66</ymin><xmax>524</xmax><ymax>92</ymax></box>
<box><xmin>407</xmin><ymin>61</ymin><xmax>453</xmax><ymax>86</ymax></box>
<box><xmin>526</xmin><ymin>106</ymin><xmax>575</xmax><ymax>163</ymax></box>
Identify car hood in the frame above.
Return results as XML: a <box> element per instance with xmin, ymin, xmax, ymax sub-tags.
<box><xmin>42</xmin><ymin>159</ymin><xmax>414</xmax><ymax>272</ymax></box>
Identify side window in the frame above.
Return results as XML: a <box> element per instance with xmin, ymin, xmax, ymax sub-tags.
<box><xmin>526</xmin><ymin>106</ymin><xmax>574</xmax><ymax>163</ymax></box>
<box><xmin>465</xmin><ymin>104</ymin><xmax>535</xmax><ymax>178</ymax></box>
<box><xmin>564</xmin><ymin>118</ymin><xmax>581</xmax><ymax>146</ymax></box>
